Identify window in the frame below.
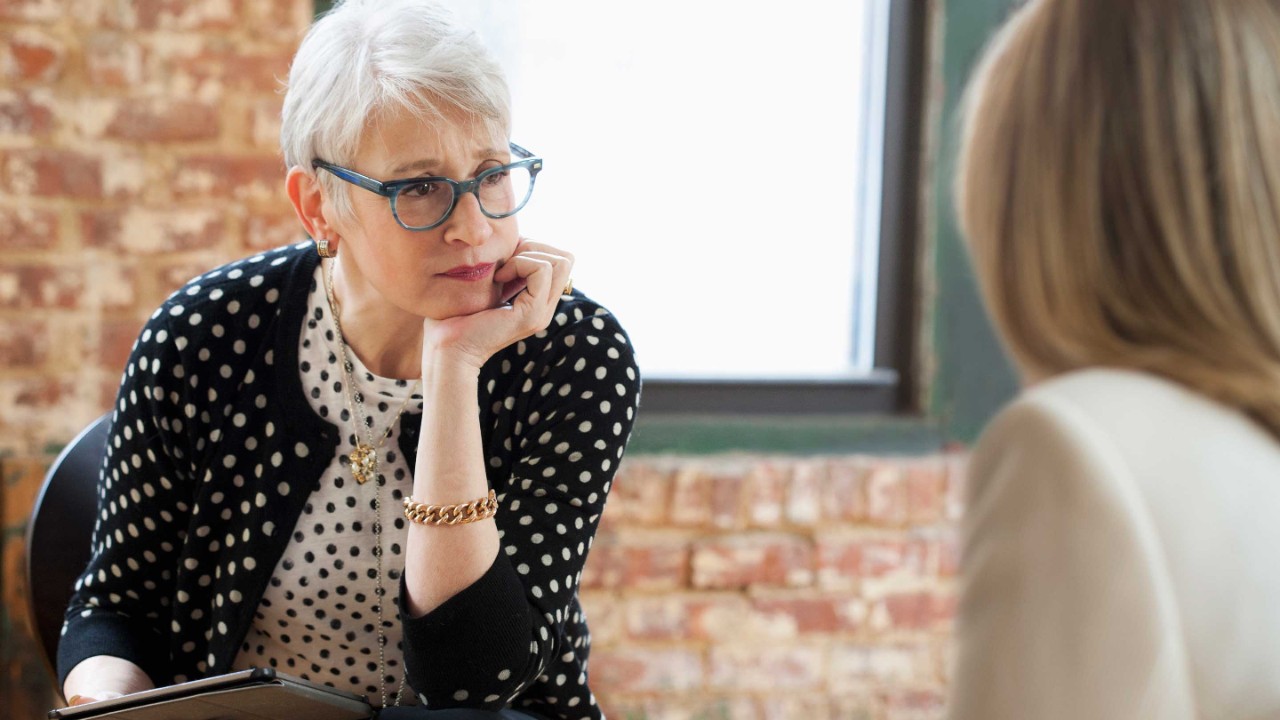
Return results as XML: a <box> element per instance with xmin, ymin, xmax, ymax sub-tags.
<box><xmin>395</xmin><ymin>1</ymin><xmax>925</xmax><ymax>413</ymax></box>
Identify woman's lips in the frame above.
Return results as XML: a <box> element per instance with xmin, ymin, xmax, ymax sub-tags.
<box><xmin>439</xmin><ymin>263</ymin><xmax>495</xmax><ymax>282</ymax></box>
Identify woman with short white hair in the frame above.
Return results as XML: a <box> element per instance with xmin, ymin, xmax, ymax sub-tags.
<box><xmin>58</xmin><ymin>1</ymin><xmax>640</xmax><ymax>718</ymax></box>
<box><xmin>951</xmin><ymin>0</ymin><xmax>1280</xmax><ymax>717</ymax></box>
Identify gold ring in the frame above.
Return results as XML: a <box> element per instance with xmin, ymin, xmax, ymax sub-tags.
<box><xmin>562</xmin><ymin>278</ymin><xmax>574</xmax><ymax>296</ymax></box>
<box><xmin>67</xmin><ymin>695</ymin><xmax>84</xmax><ymax>706</ymax></box>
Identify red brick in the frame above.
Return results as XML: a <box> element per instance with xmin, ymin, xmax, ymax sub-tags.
<box><xmin>829</xmin><ymin>644</ymin><xmax>937</xmax><ymax>686</ymax></box>
<box><xmin>82</xmin><ymin>260</ymin><xmax>142</xmax><ymax>311</ymax></box>
<box><xmin>581</xmin><ymin>531</ymin><xmax>689</xmax><ymax>591</ymax></box>
<box><xmin>243</xmin><ymin>212</ymin><xmax>303</xmax><ymax>253</ymax></box>
<box><xmin>624</xmin><ymin>592</ymin><xmax>855</xmax><ymax>644</ymax></box>
<box><xmin>669</xmin><ymin>464</ymin><xmax>711</xmax><ymax>526</ymax></box>
<box><xmin>744</xmin><ymin>460</ymin><xmax>787</xmax><ymax>527</ymax></box>
<box><xmin>621</xmin><ymin>595</ymin><xmax>690</xmax><ymax>641</ymax></box>
<box><xmin>104</xmin><ymin>99</ymin><xmax>219</xmax><ymax>143</ymax></box>
<box><xmin>90</xmin><ymin>0</ymin><xmax>239</xmax><ymax>31</ymax></box>
<box><xmin>755</xmin><ymin>695</ymin><xmax>836</xmax><ymax>720</ymax></box>
<box><xmin>0</xmin><ymin>206</ymin><xmax>59</xmax><ymax>250</ymax></box>
<box><xmin>0</xmin><ymin>317</ymin><xmax>50</xmax><ymax>368</ymax></box>
<box><xmin>825</xmin><ymin>459</ymin><xmax>870</xmax><ymax>522</ymax></box>
<box><xmin>166</xmin><ymin>44</ymin><xmax>296</xmax><ymax>94</ymax></box>
<box><xmin>670</xmin><ymin>462</ymin><xmax>747</xmax><ymax>528</ymax></box>
<box><xmin>879</xmin><ymin>590</ymin><xmax>957</xmax><ymax>632</ymax></box>
<box><xmin>157</xmin><ymin>255</ymin><xmax>227</xmax><ymax>298</ymax></box>
<box><xmin>0</xmin><ymin>263</ymin><xmax>83</xmax><ymax>309</ymax></box>
<box><xmin>239</xmin><ymin>0</ymin><xmax>313</xmax><ymax>42</ymax></box>
<box><xmin>83</xmin><ymin>33</ymin><xmax>144</xmax><ymax>87</ymax></box>
<box><xmin>246</xmin><ymin>97</ymin><xmax>284</xmax><ymax>150</ymax></box>
<box><xmin>97</xmin><ymin>318</ymin><xmax>145</xmax><ymax>370</ymax></box>
<box><xmin>708</xmin><ymin>465</ymin><xmax>746</xmax><ymax>529</ymax></box>
<box><xmin>1</xmin><ymin>29</ymin><xmax>64</xmax><ymax>82</ymax></box>
<box><xmin>707</xmin><ymin>645</ymin><xmax>824</xmax><ymax>691</ymax></box>
<box><xmin>607</xmin><ymin>460</ymin><xmax>672</xmax><ymax>526</ymax></box>
<box><xmin>945</xmin><ymin>451</ymin><xmax>968</xmax><ymax>521</ymax></box>
<box><xmin>685</xmin><ymin>595</ymin><xmax>762</xmax><ymax>642</ymax></box>
<box><xmin>751</xmin><ymin>595</ymin><xmax>863</xmax><ymax>635</ymax></box>
<box><xmin>173</xmin><ymin>155</ymin><xmax>285</xmax><ymax>202</ymax></box>
<box><xmin>82</xmin><ymin>208</ymin><xmax>225</xmax><ymax>255</ymax></box>
<box><xmin>619</xmin><ymin>591</ymin><xmax>860</xmax><ymax>640</ymax></box>
<box><xmin>866</xmin><ymin>461</ymin><xmax>909</xmax><ymax>526</ymax></box>
<box><xmin>2</xmin><ymin>149</ymin><xmax>103</xmax><ymax>199</ymax></box>
<box><xmin>815</xmin><ymin>535</ymin><xmax>933</xmax><ymax>590</ymax></box>
<box><xmin>590</xmin><ymin>647</ymin><xmax>704</xmax><ymax>694</ymax></box>
<box><xmin>938</xmin><ymin>529</ymin><xmax>960</xmax><ymax>578</ymax></box>
<box><xmin>905</xmin><ymin>460</ymin><xmax>947</xmax><ymax>524</ymax></box>
<box><xmin>576</xmin><ymin>591</ymin><xmax>623</xmax><ymax>646</ymax></box>
<box><xmin>691</xmin><ymin>533</ymin><xmax>813</xmax><ymax>589</ymax></box>
<box><xmin>599</xmin><ymin>697</ymin><xmax>750</xmax><ymax>720</ymax></box>
<box><xmin>830</xmin><ymin>692</ymin><xmax>884</xmax><ymax>719</ymax></box>
<box><xmin>786</xmin><ymin>459</ymin><xmax>826</xmax><ymax>525</ymax></box>
<box><xmin>0</xmin><ymin>375</ymin><xmax>95</xmax><ymax>453</ymax></box>
<box><xmin>0</xmin><ymin>0</ymin><xmax>62</xmax><ymax>22</ymax></box>
<box><xmin>0</xmin><ymin>89</ymin><xmax>54</xmax><ymax>136</ymax></box>
<box><xmin>881</xmin><ymin>689</ymin><xmax>947</xmax><ymax>720</ymax></box>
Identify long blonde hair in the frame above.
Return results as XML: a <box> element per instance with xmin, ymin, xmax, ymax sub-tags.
<box><xmin>957</xmin><ymin>0</ymin><xmax>1280</xmax><ymax>440</ymax></box>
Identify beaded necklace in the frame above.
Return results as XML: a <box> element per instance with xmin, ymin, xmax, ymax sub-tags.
<box><xmin>322</xmin><ymin>258</ymin><xmax>418</xmax><ymax>708</ymax></box>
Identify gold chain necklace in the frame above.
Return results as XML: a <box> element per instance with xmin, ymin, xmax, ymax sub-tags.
<box><xmin>322</xmin><ymin>258</ymin><xmax>417</xmax><ymax>708</ymax></box>
<box><xmin>323</xmin><ymin>261</ymin><xmax>422</xmax><ymax>485</ymax></box>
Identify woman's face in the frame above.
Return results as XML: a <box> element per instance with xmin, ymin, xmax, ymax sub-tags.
<box><xmin>331</xmin><ymin>105</ymin><xmax>520</xmax><ymax>321</ymax></box>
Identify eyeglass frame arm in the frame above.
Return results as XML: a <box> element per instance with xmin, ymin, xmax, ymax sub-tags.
<box><xmin>311</xmin><ymin>141</ymin><xmax>540</xmax><ymax>200</ymax></box>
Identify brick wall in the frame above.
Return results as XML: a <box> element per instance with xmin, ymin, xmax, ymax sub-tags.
<box><xmin>0</xmin><ymin>2</ymin><xmax>962</xmax><ymax>719</ymax></box>
<box><xmin>0</xmin><ymin>0</ymin><xmax>312</xmax><ymax>457</ymax></box>
<box><xmin>0</xmin><ymin>0</ymin><xmax>315</xmax><ymax>710</ymax></box>
<box><xmin>586</xmin><ymin>456</ymin><xmax>960</xmax><ymax>720</ymax></box>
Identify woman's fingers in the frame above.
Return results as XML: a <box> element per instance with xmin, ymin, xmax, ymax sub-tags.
<box><xmin>425</xmin><ymin>238</ymin><xmax>575</xmax><ymax>368</ymax></box>
<box><xmin>496</xmin><ymin>241</ymin><xmax>572</xmax><ymax>281</ymax></box>
<box><xmin>517</xmin><ymin>240</ymin><xmax>575</xmax><ymax>266</ymax></box>
<box><xmin>500</xmin><ymin>251</ymin><xmax>573</xmax><ymax>303</ymax></box>
<box><xmin>503</xmin><ymin>254</ymin><xmax>556</xmax><ymax>305</ymax></box>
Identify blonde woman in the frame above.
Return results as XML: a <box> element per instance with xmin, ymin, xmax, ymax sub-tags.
<box><xmin>950</xmin><ymin>0</ymin><xmax>1280</xmax><ymax>717</ymax></box>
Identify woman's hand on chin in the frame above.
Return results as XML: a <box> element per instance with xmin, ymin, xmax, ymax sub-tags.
<box><xmin>421</xmin><ymin>238</ymin><xmax>573</xmax><ymax>372</ymax></box>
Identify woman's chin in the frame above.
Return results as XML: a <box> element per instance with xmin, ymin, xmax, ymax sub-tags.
<box><xmin>421</xmin><ymin>290</ymin><xmax>503</xmax><ymax>321</ymax></box>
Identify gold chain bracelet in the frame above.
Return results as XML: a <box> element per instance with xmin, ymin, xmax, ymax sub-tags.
<box><xmin>403</xmin><ymin>489</ymin><xmax>498</xmax><ymax>525</ymax></box>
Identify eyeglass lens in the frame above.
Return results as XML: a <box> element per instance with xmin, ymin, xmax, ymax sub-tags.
<box><xmin>393</xmin><ymin>165</ymin><xmax>534</xmax><ymax>229</ymax></box>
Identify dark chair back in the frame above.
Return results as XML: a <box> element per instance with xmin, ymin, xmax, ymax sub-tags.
<box><xmin>24</xmin><ymin>413</ymin><xmax>110</xmax><ymax>681</ymax></box>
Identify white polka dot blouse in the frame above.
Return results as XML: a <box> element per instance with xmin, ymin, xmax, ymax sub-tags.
<box><xmin>58</xmin><ymin>242</ymin><xmax>641</xmax><ymax>720</ymax></box>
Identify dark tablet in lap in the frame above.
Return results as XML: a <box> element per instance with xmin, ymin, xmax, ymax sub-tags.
<box><xmin>48</xmin><ymin>667</ymin><xmax>372</xmax><ymax>720</ymax></box>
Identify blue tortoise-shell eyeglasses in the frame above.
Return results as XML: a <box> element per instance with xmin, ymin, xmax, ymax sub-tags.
<box><xmin>312</xmin><ymin>142</ymin><xmax>543</xmax><ymax>231</ymax></box>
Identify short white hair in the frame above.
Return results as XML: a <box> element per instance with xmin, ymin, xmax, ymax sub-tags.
<box><xmin>280</xmin><ymin>0</ymin><xmax>511</xmax><ymax>221</ymax></box>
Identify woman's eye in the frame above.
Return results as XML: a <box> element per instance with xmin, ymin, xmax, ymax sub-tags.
<box><xmin>401</xmin><ymin>182</ymin><xmax>440</xmax><ymax>198</ymax></box>
<box><xmin>481</xmin><ymin>170</ymin><xmax>509</xmax><ymax>187</ymax></box>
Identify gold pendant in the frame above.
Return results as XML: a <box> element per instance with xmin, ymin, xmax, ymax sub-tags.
<box><xmin>350</xmin><ymin>443</ymin><xmax>378</xmax><ymax>485</ymax></box>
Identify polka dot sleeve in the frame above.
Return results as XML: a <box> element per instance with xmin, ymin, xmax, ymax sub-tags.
<box><xmin>398</xmin><ymin>301</ymin><xmax>641</xmax><ymax>717</ymax></box>
<box><xmin>58</xmin><ymin>309</ymin><xmax>195</xmax><ymax>686</ymax></box>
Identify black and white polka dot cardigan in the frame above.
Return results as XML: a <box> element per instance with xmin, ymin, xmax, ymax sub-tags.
<box><xmin>58</xmin><ymin>242</ymin><xmax>641</xmax><ymax>719</ymax></box>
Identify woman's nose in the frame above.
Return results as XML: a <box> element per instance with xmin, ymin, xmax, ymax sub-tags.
<box><xmin>444</xmin><ymin>191</ymin><xmax>493</xmax><ymax>246</ymax></box>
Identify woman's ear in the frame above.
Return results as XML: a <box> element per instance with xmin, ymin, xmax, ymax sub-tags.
<box><xmin>286</xmin><ymin>166</ymin><xmax>336</xmax><ymax>243</ymax></box>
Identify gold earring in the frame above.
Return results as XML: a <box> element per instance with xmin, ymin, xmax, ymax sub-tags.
<box><xmin>316</xmin><ymin>238</ymin><xmax>337</xmax><ymax>259</ymax></box>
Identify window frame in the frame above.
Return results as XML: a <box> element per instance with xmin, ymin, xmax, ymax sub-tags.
<box><xmin>308</xmin><ymin>0</ymin><xmax>977</xmax><ymax>450</ymax></box>
<box><xmin>639</xmin><ymin>0</ymin><xmax>933</xmax><ymax>416</ymax></box>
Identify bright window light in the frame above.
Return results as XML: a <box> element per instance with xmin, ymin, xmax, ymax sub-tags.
<box><xmin>444</xmin><ymin>1</ymin><xmax>893</xmax><ymax>380</ymax></box>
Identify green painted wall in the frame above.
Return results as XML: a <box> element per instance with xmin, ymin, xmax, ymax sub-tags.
<box><xmin>927</xmin><ymin>0</ymin><xmax>1020</xmax><ymax>445</ymax></box>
